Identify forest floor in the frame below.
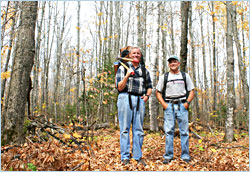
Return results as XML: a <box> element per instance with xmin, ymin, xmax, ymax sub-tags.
<box><xmin>1</xmin><ymin>127</ymin><xmax>249</xmax><ymax>171</ymax></box>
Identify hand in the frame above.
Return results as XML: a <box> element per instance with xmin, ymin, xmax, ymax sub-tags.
<box><xmin>183</xmin><ymin>102</ymin><xmax>189</xmax><ymax>110</ymax></box>
<box><xmin>163</xmin><ymin>103</ymin><xmax>168</xmax><ymax>110</ymax></box>
<box><xmin>126</xmin><ymin>68</ymin><xmax>134</xmax><ymax>77</ymax></box>
<box><xmin>141</xmin><ymin>95</ymin><xmax>149</xmax><ymax>103</ymax></box>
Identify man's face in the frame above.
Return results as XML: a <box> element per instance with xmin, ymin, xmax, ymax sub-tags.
<box><xmin>168</xmin><ymin>59</ymin><xmax>180</xmax><ymax>71</ymax></box>
<box><xmin>129</xmin><ymin>48</ymin><xmax>141</xmax><ymax>61</ymax></box>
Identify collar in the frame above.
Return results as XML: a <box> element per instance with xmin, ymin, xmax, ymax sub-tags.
<box><xmin>128</xmin><ymin>61</ymin><xmax>141</xmax><ymax>70</ymax></box>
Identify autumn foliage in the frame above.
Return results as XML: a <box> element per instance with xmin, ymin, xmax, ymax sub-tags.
<box><xmin>1</xmin><ymin>127</ymin><xmax>249</xmax><ymax>171</ymax></box>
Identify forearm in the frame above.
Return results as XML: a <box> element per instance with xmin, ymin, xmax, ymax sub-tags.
<box><xmin>117</xmin><ymin>75</ymin><xmax>129</xmax><ymax>91</ymax></box>
<box><xmin>146</xmin><ymin>88</ymin><xmax>152</xmax><ymax>96</ymax></box>
<box><xmin>187</xmin><ymin>89</ymin><xmax>195</xmax><ymax>102</ymax></box>
<box><xmin>156</xmin><ymin>90</ymin><xmax>166</xmax><ymax>107</ymax></box>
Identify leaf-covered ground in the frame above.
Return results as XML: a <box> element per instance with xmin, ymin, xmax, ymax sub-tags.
<box><xmin>1</xmin><ymin>128</ymin><xmax>249</xmax><ymax>171</ymax></box>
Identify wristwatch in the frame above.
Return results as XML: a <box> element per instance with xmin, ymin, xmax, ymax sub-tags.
<box><xmin>145</xmin><ymin>95</ymin><xmax>150</xmax><ymax>99</ymax></box>
<box><xmin>186</xmin><ymin>101</ymin><xmax>191</xmax><ymax>105</ymax></box>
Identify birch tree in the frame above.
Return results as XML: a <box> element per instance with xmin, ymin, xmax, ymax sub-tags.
<box><xmin>149</xmin><ymin>2</ymin><xmax>161</xmax><ymax>131</ymax></box>
<box><xmin>53</xmin><ymin>2</ymin><xmax>66</xmax><ymax>122</ymax></box>
<box><xmin>225</xmin><ymin>1</ymin><xmax>235</xmax><ymax>142</ymax></box>
<box><xmin>76</xmin><ymin>1</ymin><xmax>81</xmax><ymax>118</ymax></box>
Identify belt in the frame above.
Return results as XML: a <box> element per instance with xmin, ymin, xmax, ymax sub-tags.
<box><xmin>165</xmin><ymin>99</ymin><xmax>186</xmax><ymax>104</ymax></box>
<box><xmin>128</xmin><ymin>93</ymin><xmax>144</xmax><ymax>111</ymax></box>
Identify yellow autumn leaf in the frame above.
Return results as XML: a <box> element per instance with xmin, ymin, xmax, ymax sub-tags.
<box><xmin>104</xmin><ymin>92</ymin><xmax>109</xmax><ymax>96</ymax></box>
<box><xmin>237</xmin><ymin>9</ymin><xmax>243</xmax><ymax>15</ymax></box>
<box><xmin>42</xmin><ymin>103</ymin><xmax>46</xmax><ymax>109</ymax></box>
<box><xmin>211</xmin><ymin>148</ymin><xmax>217</xmax><ymax>152</ymax></box>
<box><xmin>213</xmin><ymin>17</ymin><xmax>218</xmax><ymax>22</ymax></box>
<box><xmin>198</xmin><ymin>139</ymin><xmax>202</xmax><ymax>144</ymax></box>
<box><xmin>210</xmin><ymin>11</ymin><xmax>215</xmax><ymax>15</ymax></box>
<box><xmin>102</xmin><ymin>100</ymin><xmax>107</xmax><ymax>104</ymax></box>
<box><xmin>73</xmin><ymin>132</ymin><xmax>82</xmax><ymax>138</ymax></box>
<box><xmin>231</xmin><ymin>1</ymin><xmax>238</xmax><ymax>5</ymax></box>
<box><xmin>1</xmin><ymin>71</ymin><xmax>10</xmax><ymax>80</ymax></box>
<box><xmin>70</xmin><ymin>88</ymin><xmax>76</xmax><ymax>92</ymax></box>
<box><xmin>63</xmin><ymin>133</ymin><xmax>71</xmax><ymax>139</ymax></box>
<box><xmin>97</xmin><ymin>12</ymin><xmax>103</xmax><ymax>16</ymax></box>
<box><xmin>75</xmin><ymin>26</ymin><xmax>80</xmax><ymax>30</ymax></box>
<box><xmin>101</xmin><ymin>37</ymin><xmax>108</xmax><ymax>41</ymax></box>
<box><xmin>156</xmin><ymin>71</ymin><xmax>159</xmax><ymax>77</ymax></box>
<box><xmin>89</xmin><ymin>95</ymin><xmax>95</xmax><ymax>98</ymax></box>
<box><xmin>89</xmin><ymin>77</ymin><xmax>94</xmax><ymax>84</ymax></box>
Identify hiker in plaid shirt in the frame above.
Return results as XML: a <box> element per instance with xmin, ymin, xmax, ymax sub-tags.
<box><xmin>116</xmin><ymin>47</ymin><xmax>152</xmax><ymax>166</ymax></box>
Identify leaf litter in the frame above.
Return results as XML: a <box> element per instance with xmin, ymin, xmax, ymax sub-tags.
<box><xmin>1</xmin><ymin>128</ymin><xmax>249</xmax><ymax>171</ymax></box>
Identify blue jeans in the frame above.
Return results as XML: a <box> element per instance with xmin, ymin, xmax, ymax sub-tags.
<box><xmin>117</xmin><ymin>93</ymin><xmax>145</xmax><ymax>160</ymax></box>
<box><xmin>163</xmin><ymin>103</ymin><xmax>190</xmax><ymax>160</ymax></box>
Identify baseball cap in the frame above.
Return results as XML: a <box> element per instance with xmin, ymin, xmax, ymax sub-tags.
<box><xmin>167</xmin><ymin>55</ymin><xmax>180</xmax><ymax>62</ymax></box>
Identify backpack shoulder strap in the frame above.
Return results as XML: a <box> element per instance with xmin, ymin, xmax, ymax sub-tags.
<box><xmin>181</xmin><ymin>71</ymin><xmax>187</xmax><ymax>92</ymax></box>
<box><xmin>141</xmin><ymin>64</ymin><xmax>147</xmax><ymax>87</ymax></box>
<box><xmin>163</xmin><ymin>72</ymin><xmax>169</xmax><ymax>90</ymax></box>
<box><xmin>162</xmin><ymin>72</ymin><xmax>169</xmax><ymax>100</ymax></box>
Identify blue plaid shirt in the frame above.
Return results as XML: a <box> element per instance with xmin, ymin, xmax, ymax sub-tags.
<box><xmin>116</xmin><ymin>62</ymin><xmax>152</xmax><ymax>95</ymax></box>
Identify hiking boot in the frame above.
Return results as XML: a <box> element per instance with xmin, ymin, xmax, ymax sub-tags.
<box><xmin>137</xmin><ymin>158</ymin><xmax>146</xmax><ymax>166</ymax></box>
<box><xmin>163</xmin><ymin>159</ymin><xmax>172</xmax><ymax>164</ymax></box>
<box><xmin>121</xmin><ymin>159</ymin><xmax>130</xmax><ymax>165</ymax></box>
<box><xmin>183</xmin><ymin>159</ymin><xmax>190</xmax><ymax>163</ymax></box>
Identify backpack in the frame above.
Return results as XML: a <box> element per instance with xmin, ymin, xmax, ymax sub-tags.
<box><xmin>114</xmin><ymin>46</ymin><xmax>131</xmax><ymax>76</ymax></box>
<box><xmin>162</xmin><ymin>71</ymin><xmax>189</xmax><ymax>100</ymax></box>
<box><xmin>114</xmin><ymin>47</ymin><xmax>147</xmax><ymax>91</ymax></box>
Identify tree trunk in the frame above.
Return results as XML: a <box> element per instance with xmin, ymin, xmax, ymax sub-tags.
<box><xmin>1</xmin><ymin>1</ymin><xmax>17</xmax><ymax>108</ymax></box>
<box><xmin>108</xmin><ymin>1</ymin><xmax>113</xmax><ymax>64</ymax></box>
<box><xmin>211</xmin><ymin>2</ymin><xmax>217</xmax><ymax>117</ymax></box>
<box><xmin>232</xmin><ymin>3</ymin><xmax>249</xmax><ymax>113</ymax></box>
<box><xmin>1</xmin><ymin>1</ymin><xmax>10</xmax><ymax>49</ymax></box>
<box><xmin>32</xmin><ymin>1</ymin><xmax>46</xmax><ymax>116</ymax></box>
<box><xmin>188</xmin><ymin>2</ymin><xmax>199</xmax><ymax>121</ymax></box>
<box><xmin>180</xmin><ymin>1</ymin><xmax>190</xmax><ymax>72</ymax></box>
<box><xmin>225</xmin><ymin>1</ymin><xmax>235</xmax><ymax>142</ymax></box>
<box><xmin>169</xmin><ymin>1</ymin><xmax>175</xmax><ymax>55</ymax></box>
<box><xmin>199</xmin><ymin>9</ymin><xmax>208</xmax><ymax>121</ymax></box>
<box><xmin>1</xmin><ymin>1</ymin><xmax>18</xmax><ymax>133</ymax></box>
<box><xmin>54</xmin><ymin>2</ymin><xmax>66</xmax><ymax>122</ymax></box>
<box><xmin>161</xmin><ymin>2</ymin><xmax>167</xmax><ymax>75</ymax></box>
<box><xmin>2</xmin><ymin>1</ymin><xmax>38</xmax><ymax>145</ymax></box>
<box><xmin>149</xmin><ymin>2</ymin><xmax>161</xmax><ymax>131</ymax></box>
<box><xmin>76</xmin><ymin>1</ymin><xmax>81</xmax><ymax>119</ymax></box>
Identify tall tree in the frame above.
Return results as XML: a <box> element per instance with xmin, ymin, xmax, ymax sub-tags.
<box><xmin>32</xmin><ymin>1</ymin><xmax>46</xmax><ymax>116</ymax></box>
<box><xmin>199</xmin><ymin>7</ymin><xmax>208</xmax><ymax>120</ymax></box>
<box><xmin>188</xmin><ymin>2</ymin><xmax>199</xmax><ymax>120</ymax></box>
<box><xmin>1</xmin><ymin>1</ymin><xmax>18</xmax><ymax>132</ymax></box>
<box><xmin>169</xmin><ymin>1</ymin><xmax>175</xmax><ymax>55</ymax></box>
<box><xmin>149</xmin><ymin>2</ymin><xmax>161</xmax><ymax>131</ymax></box>
<box><xmin>180</xmin><ymin>1</ymin><xmax>190</xmax><ymax>72</ymax></box>
<box><xmin>2</xmin><ymin>1</ymin><xmax>38</xmax><ymax>145</ymax></box>
<box><xmin>231</xmin><ymin>3</ymin><xmax>249</xmax><ymax>113</ymax></box>
<box><xmin>53</xmin><ymin>2</ymin><xmax>66</xmax><ymax>122</ymax></box>
<box><xmin>225</xmin><ymin>1</ymin><xmax>235</xmax><ymax>142</ymax></box>
<box><xmin>211</xmin><ymin>1</ymin><xmax>217</xmax><ymax>116</ymax></box>
<box><xmin>76</xmin><ymin>1</ymin><xmax>81</xmax><ymax>119</ymax></box>
<box><xmin>160</xmin><ymin>2</ymin><xmax>167</xmax><ymax>74</ymax></box>
<box><xmin>1</xmin><ymin>1</ymin><xmax>17</xmax><ymax>107</ymax></box>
